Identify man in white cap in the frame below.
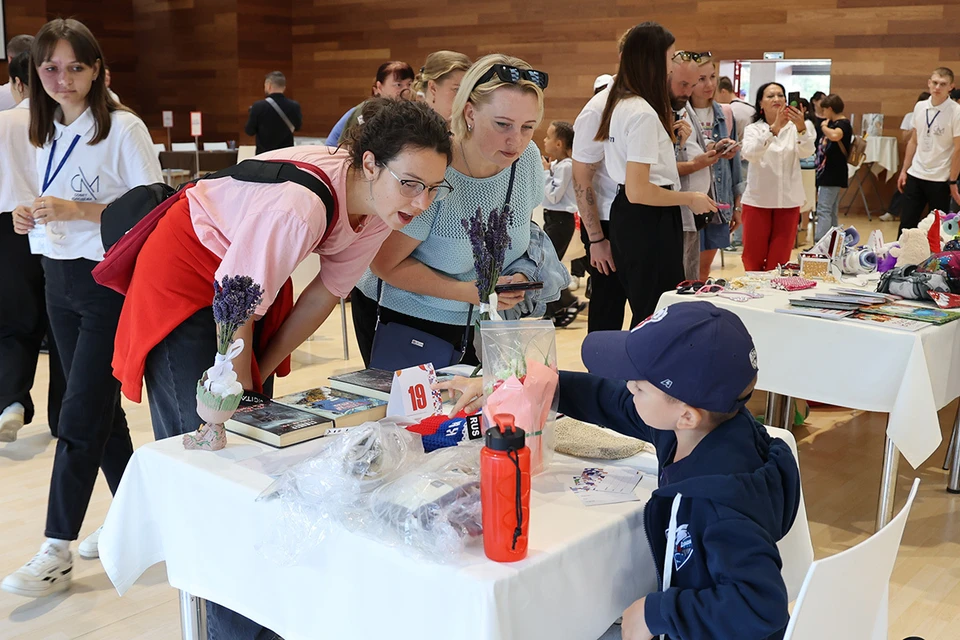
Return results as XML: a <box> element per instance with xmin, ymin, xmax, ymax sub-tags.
<box><xmin>593</xmin><ymin>73</ymin><xmax>613</xmax><ymax>95</ymax></box>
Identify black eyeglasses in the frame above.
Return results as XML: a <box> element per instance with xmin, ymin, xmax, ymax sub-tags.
<box><xmin>673</xmin><ymin>51</ymin><xmax>712</xmax><ymax>64</ymax></box>
<box><xmin>473</xmin><ymin>64</ymin><xmax>549</xmax><ymax>91</ymax></box>
<box><xmin>383</xmin><ymin>164</ymin><xmax>454</xmax><ymax>203</ymax></box>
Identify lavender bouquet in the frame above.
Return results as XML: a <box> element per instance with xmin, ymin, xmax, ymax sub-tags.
<box><xmin>462</xmin><ymin>205</ymin><xmax>513</xmax><ymax>323</ymax></box>
<box><xmin>184</xmin><ymin>275</ymin><xmax>264</xmax><ymax>451</ymax></box>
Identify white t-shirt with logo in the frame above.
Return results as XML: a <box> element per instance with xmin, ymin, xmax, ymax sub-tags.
<box><xmin>35</xmin><ymin>107</ymin><xmax>162</xmax><ymax>261</ymax></box>
<box><xmin>572</xmin><ymin>87</ymin><xmax>617</xmax><ymax>221</ymax></box>
<box><xmin>603</xmin><ymin>96</ymin><xmax>680</xmax><ymax>192</ymax></box>
<box><xmin>908</xmin><ymin>98</ymin><xmax>960</xmax><ymax>183</ymax></box>
<box><xmin>0</xmin><ymin>100</ymin><xmax>38</xmax><ymax>213</ymax></box>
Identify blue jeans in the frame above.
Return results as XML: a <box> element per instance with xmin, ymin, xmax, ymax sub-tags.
<box><xmin>144</xmin><ymin>307</ymin><xmax>279</xmax><ymax>640</ymax></box>
<box><xmin>815</xmin><ymin>186</ymin><xmax>843</xmax><ymax>242</ymax></box>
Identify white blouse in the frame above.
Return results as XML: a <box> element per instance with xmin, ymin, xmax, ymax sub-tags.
<box><xmin>35</xmin><ymin>106</ymin><xmax>162</xmax><ymax>261</ymax></box>
<box><xmin>741</xmin><ymin>120</ymin><xmax>816</xmax><ymax>209</ymax></box>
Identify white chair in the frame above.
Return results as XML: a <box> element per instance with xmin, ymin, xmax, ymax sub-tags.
<box><xmin>784</xmin><ymin>477</ymin><xmax>920</xmax><ymax>640</ymax></box>
<box><xmin>153</xmin><ymin>142</ymin><xmax>166</xmax><ymax>156</ymax></box>
<box><xmin>204</xmin><ymin>141</ymin><xmax>229</xmax><ymax>150</ymax></box>
<box><xmin>764</xmin><ymin>425</ymin><xmax>815</xmax><ymax>603</ymax></box>
<box><xmin>171</xmin><ymin>142</ymin><xmax>198</xmax><ymax>152</ymax></box>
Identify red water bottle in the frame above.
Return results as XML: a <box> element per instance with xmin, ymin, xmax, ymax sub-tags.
<box><xmin>481</xmin><ymin>413</ymin><xmax>531</xmax><ymax>562</ymax></box>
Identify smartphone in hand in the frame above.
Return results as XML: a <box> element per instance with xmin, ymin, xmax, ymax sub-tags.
<box><xmin>494</xmin><ymin>281</ymin><xmax>544</xmax><ymax>294</ymax></box>
<box><xmin>788</xmin><ymin>91</ymin><xmax>801</xmax><ymax>108</ymax></box>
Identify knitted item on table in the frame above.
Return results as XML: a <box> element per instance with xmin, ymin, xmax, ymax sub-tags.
<box><xmin>554</xmin><ymin>417</ymin><xmax>649</xmax><ymax>460</ymax></box>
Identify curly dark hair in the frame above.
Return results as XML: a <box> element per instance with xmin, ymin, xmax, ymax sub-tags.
<box><xmin>342</xmin><ymin>98</ymin><xmax>453</xmax><ymax>169</ymax></box>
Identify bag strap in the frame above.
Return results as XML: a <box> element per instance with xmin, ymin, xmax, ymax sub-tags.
<box><xmin>265</xmin><ymin>97</ymin><xmax>296</xmax><ymax>133</ymax></box>
<box><xmin>196</xmin><ymin>159</ymin><xmax>338</xmax><ymax>245</ymax></box>
<box><xmin>504</xmin><ymin>160</ymin><xmax>518</xmax><ymax>210</ymax></box>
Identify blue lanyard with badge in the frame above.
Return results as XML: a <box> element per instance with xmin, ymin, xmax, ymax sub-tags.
<box><xmin>921</xmin><ymin>108</ymin><xmax>940</xmax><ymax>153</ymax></box>
<box><xmin>28</xmin><ymin>134</ymin><xmax>82</xmax><ymax>255</ymax></box>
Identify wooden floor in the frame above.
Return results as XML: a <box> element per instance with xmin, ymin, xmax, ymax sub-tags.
<box><xmin>2</xmin><ymin>211</ymin><xmax>959</xmax><ymax>639</ymax></box>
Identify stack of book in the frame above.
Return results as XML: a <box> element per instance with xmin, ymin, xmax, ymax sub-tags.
<box><xmin>775</xmin><ymin>288</ymin><xmax>960</xmax><ymax>331</ymax></box>
<box><xmin>225</xmin><ymin>387</ymin><xmax>387</xmax><ymax>448</ymax></box>
<box><xmin>225</xmin><ymin>365</ymin><xmax>480</xmax><ymax>448</ymax></box>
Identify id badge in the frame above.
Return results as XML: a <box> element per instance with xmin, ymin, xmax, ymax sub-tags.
<box><xmin>28</xmin><ymin>224</ymin><xmax>50</xmax><ymax>255</ymax></box>
<box><xmin>921</xmin><ymin>133</ymin><xmax>934</xmax><ymax>153</ymax></box>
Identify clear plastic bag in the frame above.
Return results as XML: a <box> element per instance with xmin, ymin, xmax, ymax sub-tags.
<box><xmin>480</xmin><ymin>319</ymin><xmax>559</xmax><ymax>475</ymax></box>
<box><xmin>255</xmin><ymin>421</ymin><xmax>425</xmax><ymax>565</ymax></box>
<box><xmin>368</xmin><ymin>443</ymin><xmax>483</xmax><ymax>561</ymax></box>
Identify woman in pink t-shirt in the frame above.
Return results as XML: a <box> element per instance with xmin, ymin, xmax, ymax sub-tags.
<box><xmin>114</xmin><ymin>99</ymin><xmax>453</xmax><ymax>442</ymax></box>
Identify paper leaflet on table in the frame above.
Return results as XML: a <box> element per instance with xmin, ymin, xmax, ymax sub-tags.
<box><xmin>567</xmin><ymin>467</ymin><xmax>643</xmax><ymax>506</ymax></box>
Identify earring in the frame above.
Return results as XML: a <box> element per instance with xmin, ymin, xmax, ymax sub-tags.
<box><xmin>467</xmin><ymin>123</ymin><xmax>473</xmax><ymax>132</ymax></box>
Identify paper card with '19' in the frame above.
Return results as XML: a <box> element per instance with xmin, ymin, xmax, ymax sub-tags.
<box><xmin>386</xmin><ymin>364</ymin><xmax>443</xmax><ymax>420</ymax></box>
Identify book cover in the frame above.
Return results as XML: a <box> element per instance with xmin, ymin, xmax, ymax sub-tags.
<box><xmin>225</xmin><ymin>392</ymin><xmax>333</xmax><ymax>447</ymax></box>
<box><xmin>859</xmin><ymin>303</ymin><xmax>960</xmax><ymax>325</ymax></box>
<box><xmin>328</xmin><ymin>368</ymin><xmax>394</xmax><ymax>401</ymax></box>
<box><xmin>846</xmin><ymin>312</ymin><xmax>927</xmax><ymax>332</ymax></box>
<box><xmin>790</xmin><ymin>299</ymin><xmax>863</xmax><ymax>311</ymax></box>
<box><xmin>276</xmin><ymin>386</ymin><xmax>387</xmax><ymax>428</ymax></box>
<box><xmin>775</xmin><ymin>307</ymin><xmax>853</xmax><ymax>320</ymax></box>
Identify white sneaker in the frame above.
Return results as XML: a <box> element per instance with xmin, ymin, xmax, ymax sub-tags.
<box><xmin>879</xmin><ymin>212</ymin><xmax>895</xmax><ymax>221</ymax></box>
<box><xmin>0</xmin><ymin>403</ymin><xmax>25</xmax><ymax>443</ymax></box>
<box><xmin>78</xmin><ymin>526</ymin><xmax>102</xmax><ymax>560</ymax></box>
<box><xmin>568</xmin><ymin>275</ymin><xmax>581</xmax><ymax>291</ymax></box>
<box><xmin>1</xmin><ymin>543</ymin><xmax>73</xmax><ymax>597</ymax></box>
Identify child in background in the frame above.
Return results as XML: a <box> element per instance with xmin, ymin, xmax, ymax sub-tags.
<box><xmin>541</xmin><ymin>120</ymin><xmax>586</xmax><ymax>327</ymax></box>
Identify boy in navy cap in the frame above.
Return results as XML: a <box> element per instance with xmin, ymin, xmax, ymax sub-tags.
<box><xmin>572</xmin><ymin>301</ymin><xmax>801</xmax><ymax>640</ymax></box>
<box><xmin>434</xmin><ymin>301</ymin><xmax>801</xmax><ymax>639</ymax></box>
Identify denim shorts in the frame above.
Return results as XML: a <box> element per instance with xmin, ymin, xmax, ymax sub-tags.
<box><xmin>700</xmin><ymin>221</ymin><xmax>731</xmax><ymax>251</ymax></box>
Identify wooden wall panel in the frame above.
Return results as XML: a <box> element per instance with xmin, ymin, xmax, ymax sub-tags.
<box><xmin>130</xmin><ymin>0</ymin><xmax>242</xmax><ymax>142</ymax></box>
<box><xmin>289</xmin><ymin>0</ymin><xmax>960</xmax><ymax>147</ymax></box>
<box><xmin>3</xmin><ymin>0</ymin><xmax>958</xmax><ymax>161</ymax></box>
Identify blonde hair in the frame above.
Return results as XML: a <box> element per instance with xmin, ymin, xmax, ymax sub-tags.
<box><xmin>413</xmin><ymin>50</ymin><xmax>472</xmax><ymax>97</ymax></box>
<box><xmin>450</xmin><ymin>53</ymin><xmax>545</xmax><ymax>140</ymax></box>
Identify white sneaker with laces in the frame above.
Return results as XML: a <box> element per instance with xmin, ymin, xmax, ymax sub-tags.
<box><xmin>879</xmin><ymin>212</ymin><xmax>894</xmax><ymax>221</ymax></box>
<box><xmin>1</xmin><ymin>542</ymin><xmax>73</xmax><ymax>597</ymax></box>
<box><xmin>78</xmin><ymin>526</ymin><xmax>102</xmax><ymax>560</ymax></box>
<box><xmin>0</xmin><ymin>402</ymin><xmax>26</xmax><ymax>443</ymax></box>
<box><xmin>568</xmin><ymin>275</ymin><xmax>580</xmax><ymax>291</ymax></box>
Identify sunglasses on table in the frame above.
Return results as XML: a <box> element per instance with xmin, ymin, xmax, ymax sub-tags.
<box><xmin>473</xmin><ymin>64</ymin><xmax>549</xmax><ymax>91</ymax></box>
<box><xmin>383</xmin><ymin>164</ymin><xmax>454</xmax><ymax>203</ymax></box>
<box><xmin>672</xmin><ymin>51</ymin><xmax>713</xmax><ymax>64</ymax></box>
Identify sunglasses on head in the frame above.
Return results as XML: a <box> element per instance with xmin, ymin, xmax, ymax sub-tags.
<box><xmin>473</xmin><ymin>64</ymin><xmax>549</xmax><ymax>91</ymax></box>
<box><xmin>673</xmin><ymin>51</ymin><xmax>712</xmax><ymax>64</ymax></box>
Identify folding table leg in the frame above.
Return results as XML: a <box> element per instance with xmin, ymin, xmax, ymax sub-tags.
<box><xmin>876</xmin><ymin>432</ymin><xmax>900</xmax><ymax>531</ymax></box>
<box><xmin>340</xmin><ymin>298</ymin><xmax>350</xmax><ymax>360</ymax></box>
<box><xmin>180</xmin><ymin>590</ymin><xmax>208</xmax><ymax>640</ymax></box>
<box><xmin>947</xmin><ymin>410</ymin><xmax>960</xmax><ymax>494</ymax></box>
<box><xmin>943</xmin><ymin>407</ymin><xmax>958</xmax><ymax>471</ymax></box>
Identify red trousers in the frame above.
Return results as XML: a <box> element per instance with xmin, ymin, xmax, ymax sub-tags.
<box><xmin>741</xmin><ymin>204</ymin><xmax>801</xmax><ymax>272</ymax></box>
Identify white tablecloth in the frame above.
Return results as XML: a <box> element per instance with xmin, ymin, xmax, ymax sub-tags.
<box><xmin>658</xmin><ymin>286</ymin><xmax>960</xmax><ymax>468</ymax></box>
<box><xmin>848</xmin><ymin>136</ymin><xmax>899</xmax><ymax>179</ymax></box>
<box><xmin>99</xmin><ymin>435</ymin><xmax>660</xmax><ymax>640</ymax></box>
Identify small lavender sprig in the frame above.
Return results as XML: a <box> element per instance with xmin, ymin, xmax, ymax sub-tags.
<box><xmin>212</xmin><ymin>275</ymin><xmax>264</xmax><ymax>355</ymax></box>
<box><xmin>461</xmin><ymin>205</ymin><xmax>513</xmax><ymax>310</ymax></box>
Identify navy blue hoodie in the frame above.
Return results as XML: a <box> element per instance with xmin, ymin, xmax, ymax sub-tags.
<box><xmin>558</xmin><ymin>371</ymin><xmax>801</xmax><ymax>640</ymax></box>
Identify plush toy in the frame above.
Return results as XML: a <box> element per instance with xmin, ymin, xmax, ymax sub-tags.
<box><xmin>877</xmin><ymin>243</ymin><xmax>899</xmax><ymax>272</ymax></box>
<box><xmin>892</xmin><ymin>228</ymin><xmax>933</xmax><ymax>267</ymax></box>
<box><xmin>942</xmin><ymin>212</ymin><xmax>960</xmax><ymax>244</ymax></box>
<box><xmin>917</xmin><ymin>210</ymin><xmax>942</xmax><ymax>254</ymax></box>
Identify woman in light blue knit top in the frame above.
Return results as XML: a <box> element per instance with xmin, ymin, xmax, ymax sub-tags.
<box><xmin>352</xmin><ymin>54</ymin><xmax>566</xmax><ymax>366</ymax></box>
